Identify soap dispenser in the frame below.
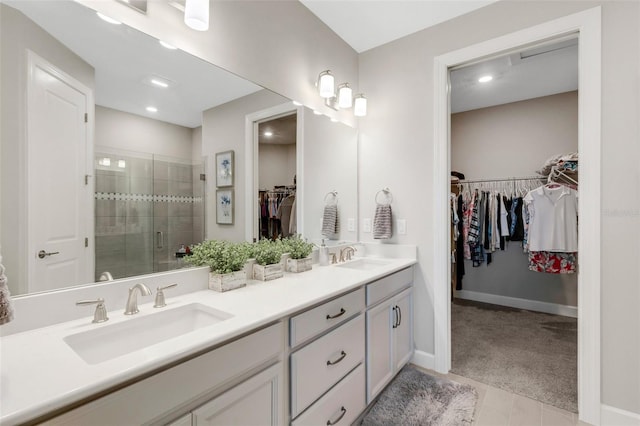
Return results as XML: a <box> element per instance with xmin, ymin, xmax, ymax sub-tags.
<box><xmin>319</xmin><ymin>239</ymin><xmax>329</xmax><ymax>266</ymax></box>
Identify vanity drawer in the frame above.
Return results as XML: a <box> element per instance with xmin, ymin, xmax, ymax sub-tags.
<box><xmin>290</xmin><ymin>287</ymin><xmax>364</xmax><ymax>348</ymax></box>
<box><xmin>366</xmin><ymin>267</ymin><xmax>413</xmax><ymax>307</ymax></box>
<box><xmin>290</xmin><ymin>314</ymin><xmax>365</xmax><ymax>418</ymax></box>
<box><xmin>292</xmin><ymin>363</ymin><xmax>365</xmax><ymax>426</ymax></box>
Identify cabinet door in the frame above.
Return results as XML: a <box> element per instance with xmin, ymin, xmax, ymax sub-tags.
<box><xmin>192</xmin><ymin>363</ymin><xmax>283</xmax><ymax>426</ymax></box>
<box><xmin>393</xmin><ymin>288</ymin><xmax>413</xmax><ymax>372</ymax></box>
<box><xmin>366</xmin><ymin>299</ymin><xmax>393</xmax><ymax>403</ymax></box>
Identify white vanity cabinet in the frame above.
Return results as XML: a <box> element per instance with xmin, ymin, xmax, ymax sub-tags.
<box><xmin>289</xmin><ymin>288</ymin><xmax>366</xmax><ymax>425</ymax></box>
<box><xmin>44</xmin><ymin>323</ymin><xmax>284</xmax><ymax>426</ymax></box>
<box><xmin>365</xmin><ymin>267</ymin><xmax>414</xmax><ymax>403</ymax></box>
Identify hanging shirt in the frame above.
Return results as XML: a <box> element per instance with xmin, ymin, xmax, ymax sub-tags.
<box><xmin>524</xmin><ymin>185</ymin><xmax>578</xmax><ymax>252</ymax></box>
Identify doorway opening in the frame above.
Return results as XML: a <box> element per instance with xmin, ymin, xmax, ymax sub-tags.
<box><xmin>448</xmin><ymin>37</ymin><xmax>579</xmax><ymax>413</ymax></box>
<box><xmin>432</xmin><ymin>8</ymin><xmax>601</xmax><ymax>424</ymax></box>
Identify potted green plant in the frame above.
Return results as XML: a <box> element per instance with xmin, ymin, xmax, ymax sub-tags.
<box><xmin>253</xmin><ymin>238</ymin><xmax>285</xmax><ymax>281</ymax></box>
<box><xmin>283</xmin><ymin>235</ymin><xmax>314</xmax><ymax>273</ymax></box>
<box><xmin>185</xmin><ymin>240</ymin><xmax>249</xmax><ymax>292</ymax></box>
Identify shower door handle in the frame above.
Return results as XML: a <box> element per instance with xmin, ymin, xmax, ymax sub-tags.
<box><xmin>156</xmin><ymin>231</ymin><xmax>164</xmax><ymax>249</ymax></box>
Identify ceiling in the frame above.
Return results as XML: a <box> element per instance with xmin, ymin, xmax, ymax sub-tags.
<box><xmin>7</xmin><ymin>0</ymin><xmax>578</xmax><ymax>128</ymax></box>
<box><xmin>5</xmin><ymin>0</ymin><xmax>262</xmax><ymax>129</ymax></box>
<box><xmin>259</xmin><ymin>114</ymin><xmax>297</xmax><ymax>145</ymax></box>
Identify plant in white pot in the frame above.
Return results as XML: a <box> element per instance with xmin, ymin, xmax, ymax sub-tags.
<box><xmin>253</xmin><ymin>238</ymin><xmax>285</xmax><ymax>281</ymax></box>
<box><xmin>185</xmin><ymin>240</ymin><xmax>249</xmax><ymax>292</ymax></box>
<box><xmin>283</xmin><ymin>235</ymin><xmax>314</xmax><ymax>273</ymax></box>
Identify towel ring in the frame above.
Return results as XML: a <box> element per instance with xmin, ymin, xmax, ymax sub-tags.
<box><xmin>324</xmin><ymin>191</ymin><xmax>338</xmax><ymax>205</ymax></box>
<box><xmin>375</xmin><ymin>188</ymin><xmax>393</xmax><ymax>205</ymax></box>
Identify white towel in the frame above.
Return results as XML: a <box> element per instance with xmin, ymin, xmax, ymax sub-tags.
<box><xmin>0</xmin><ymin>253</ymin><xmax>15</xmax><ymax>325</ymax></box>
<box><xmin>373</xmin><ymin>204</ymin><xmax>393</xmax><ymax>239</ymax></box>
<box><xmin>321</xmin><ymin>204</ymin><xmax>338</xmax><ymax>236</ymax></box>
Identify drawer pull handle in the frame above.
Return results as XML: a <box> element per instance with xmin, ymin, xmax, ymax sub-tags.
<box><xmin>397</xmin><ymin>305</ymin><xmax>402</xmax><ymax>327</ymax></box>
<box><xmin>326</xmin><ymin>308</ymin><xmax>346</xmax><ymax>320</ymax></box>
<box><xmin>326</xmin><ymin>406</ymin><xmax>347</xmax><ymax>425</ymax></box>
<box><xmin>392</xmin><ymin>306</ymin><xmax>398</xmax><ymax>328</ymax></box>
<box><xmin>326</xmin><ymin>351</ymin><xmax>347</xmax><ymax>366</ymax></box>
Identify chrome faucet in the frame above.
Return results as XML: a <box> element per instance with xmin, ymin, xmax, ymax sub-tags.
<box><xmin>76</xmin><ymin>298</ymin><xmax>109</xmax><ymax>323</ymax></box>
<box><xmin>124</xmin><ymin>283</ymin><xmax>151</xmax><ymax>315</ymax></box>
<box><xmin>339</xmin><ymin>246</ymin><xmax>357</xmax><ymax>262</ymax></box>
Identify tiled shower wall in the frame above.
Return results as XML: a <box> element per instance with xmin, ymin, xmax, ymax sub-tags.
<box><xmin>94</xmin><ymin>151</ymin><xmax>204</xmax><ymax>281</ymax></box>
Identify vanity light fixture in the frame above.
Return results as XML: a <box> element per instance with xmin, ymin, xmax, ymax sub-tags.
<box><xmin>96</xmin><ymin>12</ymin><xmax>122</xmax><ymax>25</ymax></box>
<box><xmin>354</xmin><ymin>94</ymin><xmax>367</xmax><ymax>117</ymax></box>
<box><xmin>337</xmin><ymin>83</ymin><xmax>353</xmax><ymax>109</ymax></box>
<box><xmin>117</xmin><ymin>160</ymin><xmax>126</xmax><ymax>168</ymax></box>
<box><xmin>317</xmin><ymin>70</ymin><xmax>335</xmax><ymax>98</ymax></box>
<box><xmin>159</xmin><ymin>40</ymin><xmax>178</xmax><ymax>50</ymax></box>
<box><xmin>184</xmin><ymin>0</ymin><xmax>209</xmax><ymax>31</ymax></box>
<box><xmin>146</xmin><ymin>106</ymin><xmax>158</xmax><ymax>113</ymax></box>
<box><xmin>99</xmin><ymin>157</ymin><xmax>111</xmax><ymax>167</ymax></box>
<box><xmin>478</xmin><ymin>75</ymin><xmax>493</xmax><ymax>83</ymax></box>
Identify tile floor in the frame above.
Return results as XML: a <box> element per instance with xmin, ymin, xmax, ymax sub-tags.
<box><xmin>416</xmin><ymin>366</ymin><xmax>591</xmax><ymax>426</ymax></box>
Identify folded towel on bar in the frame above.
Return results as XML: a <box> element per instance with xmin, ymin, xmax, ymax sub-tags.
<box><xmin>0</xmin><ymin>254</ymin><xmax>15</xmax><ymax>325</ymax></box>
<box><xmin>373</xmin><ymin>204</ymin><xmax>393</xmax><ymax>239</ymax></box>
<box><xmin>321</xmin><ymin>204</ymin><xmax>338</xmax><ymax>236</ymax></box>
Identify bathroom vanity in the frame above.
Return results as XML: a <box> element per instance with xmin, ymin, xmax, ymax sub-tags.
<box><xmin>0</xmin><ymin>251</ymin><xmax>415</xmax><ymax>425</ymax></box>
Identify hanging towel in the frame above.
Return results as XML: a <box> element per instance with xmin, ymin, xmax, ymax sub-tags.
<box><xmin>373</xmin><ymin>204</ymin><xmax>393</xmax><ymax>239</ymax></box>
<box><xmin>0</xmin><ymin>252</ymin><xmax>15</xmax><ymax>325</ymax></box>
<box><xmin>321</xmin><ymin>204</ymin><xmax>338</xmax><ymax>236</ymax></box>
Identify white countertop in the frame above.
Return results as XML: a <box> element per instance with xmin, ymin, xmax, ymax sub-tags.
<box><xmin>0</xmin><ymin>257</ymin><xmax>415</xmax><ymax>425</ymax></box>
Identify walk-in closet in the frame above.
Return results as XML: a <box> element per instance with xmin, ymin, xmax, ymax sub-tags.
<box><xmin>449</xmin><ymin>37</ymin><xmax>580</xmax><ymax>413</ymax></box>
<box><xmin>257</xmin><ymin>113</ymin><xmax>297</xmax><ymax>239</ymax></box>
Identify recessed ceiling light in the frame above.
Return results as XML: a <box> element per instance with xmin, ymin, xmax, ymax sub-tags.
<box><xmin>292</xmin><ymin>101</ymin><xmax>302</xmax><ymax>106</ymax></box>
<box><xmin>159</xmin><ymin>40</ymin><xmax>178</xmax><ymax>50</ymax></box>
<box><xmin>264</xmin><ymin>131</ymin><xmax>273</xmax><ymax>137</ymax></box>
<box><xmin>331</xmin><ymin>118</ymin><xmax>339</xmax><ymax>123</ymax></box>
<box><xmin>478</xmin><ymin>75</ymin><xmax>493</xmax><ymax>83</ymax></box>
<box><xmin>313</xmin><ymin>110</ymin><xmax>322</xmax><ymax>115</ymax></box>
<box><xmin>146</xmin><ymin>106</ymin><xmax>158</xmax><ymax>113</ymax></box>
<box><xmin>150</xmin><ymin>79</ymin><xmax>169</xmax><ymax>88</ymax></box>
<box><xmin>96</xmin><ymin>12</ymin><xmax>122</xmax><ymax>25</ymax></box>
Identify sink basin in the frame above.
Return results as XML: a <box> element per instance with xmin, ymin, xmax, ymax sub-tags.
<box><xmin>336</xmin><ymin>258</ymin><xmax>392</xmax><ymax>271</ymax></box>
<box><xmin>64</xmin><ymin>303</ymin><xmax>233</xmax><ymax>364</ymax></box>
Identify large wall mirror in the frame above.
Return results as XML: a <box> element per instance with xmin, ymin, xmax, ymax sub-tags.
<box><xmin>0</xmin><ymin>0</ymin><xmax>358</xmax><ymax>298</ymax></box>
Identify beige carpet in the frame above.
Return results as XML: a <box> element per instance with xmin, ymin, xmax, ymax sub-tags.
<box><xmin>451</xmin><ymin>298</ymin><xmax>577</xmax><ymax>412</ymax></box>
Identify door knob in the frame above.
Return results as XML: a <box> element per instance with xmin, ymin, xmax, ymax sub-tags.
<box><xmin>38</xmin><ymin>250</ymin><xmax>60</xmax><ymax>259</ymax></box>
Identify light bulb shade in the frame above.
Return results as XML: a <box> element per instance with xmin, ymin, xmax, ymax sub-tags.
<box><xmin>354</xmin><ymin>94</ymin><xmax>367</xmax><ymax>117</ymax></box>
<box><xmin>318</xmin><ymin>70</ymin><xmax>335</xmax><ymax>98</ymax></box>
<box><xmin>337</xmin><ymin>83</ymin><xmax>353</xmax><ymax>108</ymax></box>
<box><xmin>184</xmin><ymin>0</ymin><xmax>209</xmax><ymax>31</ymax></box>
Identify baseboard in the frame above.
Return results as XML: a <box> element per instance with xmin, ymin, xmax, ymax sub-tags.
<box><xmin>455</xmin><ymin>290</ymin><xmax>578</xmax><ymax>318</ymax></box>
<box><xmin>411</xmin><ymin>350</ymin><xmax>435</xmax><ymax>371</ymax></box>
<box><xmin>601</xmin><ymin>404</ymin><xmax>640</xmax><ymax>426</ymax></box>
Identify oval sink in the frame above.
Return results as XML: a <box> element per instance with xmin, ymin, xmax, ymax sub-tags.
<box><xmin>64</xmin><ymin>303</ymin><xmax>233</xmax><ymax>364</ymax></box>
<box><xmin>336</xmin><ymin>258</ymin><xmax>392</xmax><ymax>271</ymax></box>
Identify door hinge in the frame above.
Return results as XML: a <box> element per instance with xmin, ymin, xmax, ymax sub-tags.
<box><xmin>85</xmin><ymin>174</ymin><xmax>92</xmax><ymax>185</ymax></box>
<box><xmin>85</xmin><ymin>237</ymin><xmax>89</xmax><ymax>247</ymax></box>
<box><xmin>84</xmin><ymin>113</ymin><xmax>88</xmax><ymax>123</ymax></box>
<box><xmin>200</xmin><ymin>173</ymin><xmax>206</xmax><ymax>181</ymax></box>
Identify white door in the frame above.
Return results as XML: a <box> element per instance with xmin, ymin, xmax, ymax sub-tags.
<box><xmin>366</xmin><ymin>299</ymin><xmax>394</xmax><ymax>403</ymax></box>
<box><xmin>192</xmin><ymin>363</ymin><xmax>283</xmax><ymax>426</ymax></box>
<box><xmin>27</xmin><ymin>51</ymin><xmax>93</xmax><ymax>292</ymax></box>
<box><xmin>393</xmin><ymin>288</ymin><xmax>414</xmax><ymax>371</ymax></box>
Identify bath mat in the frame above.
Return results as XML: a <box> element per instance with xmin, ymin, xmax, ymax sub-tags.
<box><xmin>361</xmin><ymin>365</ymin><xmax>477</xmax><ymax>426</ymax></box>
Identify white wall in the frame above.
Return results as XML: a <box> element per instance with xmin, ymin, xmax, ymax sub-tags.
<box><xmin>359</xmin><ymin>0</ymin><xmax>640</xmax><ymax>415</ymax></box>
<box><xmin>76</xmin><ymin>0</ymin><xmax>359</xmax><ymax>126</ymax></box>
<box><xmin>451</xmin><ymin>91</ymin><xmax>578</xmax><ymax>179</ymax></box>
<box><xmin>95</xmin><ymin>106</ymin><xmax>193</xmax><ymax>161</ymax></box>
<box><xmin>0</xmin><ymin>4</ymin><xmax>95</xmax><ymax>295</ymax></box>
<box><xmin>259</xmin><ymin>143</ymin><xmax>296</xmax><ymax>189</ymax></box>
<box><xmin>302</xmin><ymin>108</ymin><xmax>358</xmax><ymax>243</ymax></box>
<box><xmin>201</xmin><ymin>89</ymin><xmax>290</xmax><ymax>242</ymax></box>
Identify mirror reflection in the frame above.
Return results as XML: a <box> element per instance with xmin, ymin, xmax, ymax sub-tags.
<box><xmin>0</xmin><ymin>0</ymin><xmax>358</xmax><ymax>298</ymax></box>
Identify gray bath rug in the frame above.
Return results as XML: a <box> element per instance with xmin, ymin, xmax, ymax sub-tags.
<box><xmin>361</xmin><ymin>365</ymin><xmax>478</xmax><ymax>426</ymax></box>
<box><xmin>452</xmin><ymin>298</ymin><xmax>577</xmax><ymax>412</ymax></box>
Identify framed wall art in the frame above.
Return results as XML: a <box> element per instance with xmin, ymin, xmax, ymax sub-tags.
<box><xmin>216</xmin><ymin>189</ymin><xmax>234</xmax><ymax>225</ymax></box>
<box><xmin>215</xmin><ymin>150</ymin><xmax>234</xmax><ymax>188</ymax></box>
